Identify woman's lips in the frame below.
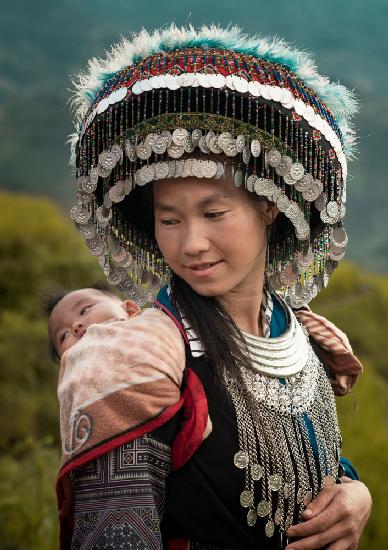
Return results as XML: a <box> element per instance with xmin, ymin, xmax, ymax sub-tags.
<box><xmin>186</xmin><ymin>260</ymin><xmax>223</xmax><ymax>277</ymax></box>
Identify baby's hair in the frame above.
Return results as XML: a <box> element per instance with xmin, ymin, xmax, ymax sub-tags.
<box><xmin>42</xmin><ymin>281</ymin><xmax>120</xmax><ymax>362</ymax></box>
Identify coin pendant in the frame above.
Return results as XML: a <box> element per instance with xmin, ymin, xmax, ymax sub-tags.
<box><xmin>265</xmin><ymin>519</ymin><xmax>275</xmax><ymax>538</ymax></box>
<box><xmin>98</xmin><ymin>151</ymin><xmax>117</xmax><ymax>170</ymax></box>
<box><xmin>125</xmin><ymin>142</ymin><xmax>137</xmax><ymax>162</ymax></box>
<box><xmin>218</xmin><ymin>132</ymin><xmax>232</xmax><ymax>149</ymax></box>
<box><xmin>251</xmin><ymin>139</ymin><xmax>261</xmax><ymax>157</ymax></box>
<box><xmin>191</xmin><ymin>128</ymin><xmax>202</xmax><ymax>146</ymax></box>
<box><xmin>172</xmin><ymin>128</ymin><xmax>189</xmax><ymax>147</ymax></box>
<box><xmin>234</xmin><ymin>450</ymin><xmax>249</xmax><ymax>469</ymax></box>
<box><xmin>314</xmin><ymin>192</ymin><xmax>327</xmax><ymax>211</ymax></box>
<box><xmin>326</xmin><ymin>201</ymin><xmax>340</xmax><ymax>218</ymax></box>
<box><xmin>152</xmin><ymin>136</ymin><xmax>168</xmax><ymax>155</ymax></box>
<box><xmin>267</xmin><ymin>149</ymin><xmax>281</xmax><ymax>167</ymax></box>
<box><xmin>276</xmin><ymin>155</ymin><xmax>293</xmax><ymax>176</ymax></box>
<box><xmin>167</xmin><ymin>144</ymin><xmax>184</xmax><ymax>159</ymax></box>
<box><xmin>224</xmin><ymin>140</ymin><xmax>238</xmax><ymax>157</ymax></box>
<box><xmin>256</xmin><ymin>500</ymin><xmax>271</xmax><ymax>517</ymax></box>
<box><xmin>136</xmin><ymin>143</ymin><xmax>152</xmax><ymax>160</ymax></box>
<box><xmin>242</xmin><ymin>145</ymin><xmax>251</xmax><ymax>164</ymax></box>
<box><xmin>234</xmin><ymin>169</ymin><xmax>243</xmax><ymax>188</ymax></box>
<box><xmin>198</xmin><ymin>136</ymin><xmax>210</xmax><ymax>153</ymax></box>
<box><xmin>294</xmin><ymin>172</ymin><xmax>313</xmax><ymax>192</ymax></box>
<box><xmin>251</xmin><ymin>464</ymin><xmax>263</xmax><ymax>481</ymax></box>
<box><xmin>274</xmin><ymin>508</ymin><xmax>282</xmax><ymax>526</ymax></box>
<box><xmin>247</xmin><ymin>508</ymin><xmax>257</xmax><ymax>527</ymax></box>
<box><xmin>240</xmin><ymin>490</ymin><xmax>254</xmax><ymax>508</ymax></box>
<box><xmin>246</xmin><ymin>174</ymin><xmax>257</xmax><ymax>192</ymax></box>
<box><xmin>290</xmin><ymin>163</ymin><xmax>305</xmax><ymax>181</ymax></box>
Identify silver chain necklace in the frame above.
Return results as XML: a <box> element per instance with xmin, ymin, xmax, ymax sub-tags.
<box><xmin>224</xmin><ymin>296</ymin><xmax>342</xmax><ymax>538</ymax></box>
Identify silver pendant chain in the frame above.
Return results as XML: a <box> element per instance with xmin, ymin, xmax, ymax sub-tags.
<box><xmin>224</xmin><ymin>303</ymin><xmax>342</xmax><ymax>537</ymax></box>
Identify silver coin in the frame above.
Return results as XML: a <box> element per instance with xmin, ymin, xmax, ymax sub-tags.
<box><xmin>233</xmin><ymin>76</ymin><xmax>249</xmax><ymax>94</ymax></box>
<box><xmin>209</xmin><ymin>135</ymin><xmax>223</xmax><ymax>154</ymax></box>
<box><xmin>276</xmin><ymin>155</ymin><xmax>293</xmax><ymax>176</ymax></box>
<box><xmin>240</xmin><ymin>490</ymin><xmax>254</xmax><ymax>508</ymax></box>
<box><xmin>290</xmin><ymin>294</ymin><xmax>305</xmax><ymax>308</ymax></box>
<box><xmin>111</xmin><ymin>144</ymin><xmax>123</xmax><ymax>163</ymax></box>
<box><xmin>78</xmin><ymin>223</ymin><xmax>96</xmax><ymax>239</ymax></box>
<box><xmin>254</xmin><ymin>177</ymin><xmax>270</xmax><ymax>195</ymax></box>
<box><xmin>136</xmin><ymin>142</ymin><xmax>152</xmax><ymax>160</ymax></box>
<box><xmin>215</xmin><ymin>161</ymin><xmax>224</xmax><ymax>179</ymax></box>
<box><xmin>172</xmin><ymin>128</ymin><xmax>189</xmax><ymax>146</ymax></box>
<box><xmin>242</xmin><ymin>145</ymin><xmax>251</xmax><ymax>165</ymax></box>
<box><xmin>289</xmin><ymin>162</ymin><xmax>304</xmax><ymax>181</ymax></box>
<box><xmin>251</xmin><ymin>463</ymin><xmax>263</xmax><ymax>481</ymax></box>
<box><xmin>285</xmin><ymin>202</ymin><xmax>300</xmax><ymax>221</ymax></box>
<box><xmin>234</xmin><ymin>169</ymin><xmax>243</xmax><ymax>187</ymax></box>
<box><xmin>236</xmin><ymin>135</ymin><xmax>246</xmax><ymax>153</ymax></box>
<box><xmin>111</xmin><ymin>247</ymin><xmax>128</xmax><ymax>264</ymax></box>
<box><xmin>274</xmin><ymin>508</ymin><xmax>283</xmax><ymax>526</ymax></box>
<box><xmin>97</xmin><ymin>163</ymin><xmax>112</xmax><ymax>178</ymax></box>
<box><xmin>267</xmin><ymin>149</ymin><xmax>281</xmax><ymax>168</ymax></box>
<box><xmin>167</xmin><ymin>161</ymin><xmax>176</xmax><ymax>178</ymax></box>
<box><xmin>192</xmin><ymin>159</ymin><xmax>203</xmax><ymax>178</ymax></box>
<box><xmin>224</xmin><ymin>140</ymin><xmax>238</xmax><ymax>157</ymax></box>
<box><xmin>198</xmin><ymin>135</ymin><xmax>210</xmax><ymax>153</ymax></box>
<box><xmin>139</xmin><ymin>165</ymin><xmax>155</xmax><ymax>184</ymax></box>
<box><xmin>160</xmin><ymin>130</ymin><xmax>172</xmax><ymax>147</ymax></box>
<box><xmin>174</xmin><ymin>160</ymin><xmax>184</xmax><ymax>178</ymax></box>
<box><xmin>109</xmin><ymin>181</ymin><xmax>126</xmax><ymax>201</ymax></box>
<box><xmin>234</xmin><ymin>450</ymin><xmax>249</xmax><ymax>469</ymax></box>
<box><xmin>107</xmin><ymin>268</ymin><xmax>123</xmax><ymax>285</ymax></box>
<box><xmin>331</xmin><ymin>226</ymin><xmax>348</xmax><ymax>248</ymax></box>
<box><xmin>155</xmin><ymin>162</ymin><xmax>169</xmax><ymax>180</ymax></box>
<box><xmin>125</xmin><ymin>141</ymin><xmax>137</xmax><ymax>162</ymax></box>
<box><xmin>283</xmin><ymin>173</ymin><xmax>296</xmax><ymax>186</ymax></box>
<box><xmin>314</xmin><ymin>192</ymin><xmax>327</xmax><ymax>211</ymax></box>
<box><xmin>329</xmin><ymin>247</ymin><xmax>346</xmax><ymax>261</ymax></box>
<box><xmin>246</xmin><ymin>174</ymin><xmax>257</xmax><ymax>192</ymax></box>
<box><xmin>276</xmin><ymin>194</ymin><xmax>290</xmax><ymax>213</ymax></box>
<box><xmin>206</xmin><ymin>130</ymin><xmax>216</xmax><ymax>147</ymax></box>
<box><xmin>167</xmin><ymin>144</ymin><xmax>184</xmax><ymax>159</ymax></box>
<box><xmin>295</xmin><ymin>221</ymin><xmax>310</xmax><ymax>240</ymax></box>
<box><xmin>247</xmin><ymin>509</ymin><xmax>257</xmax><ymax>527</ymax></box>
<box><xmin>184</xmin><ymin>136</ymin><xmax>195</xmax><ymax>153</ymax></box>
<box><xmin>98</xmin><ymin>151</ymin><xmax>117</xmax><ymax>171</ymax></box>
<box><xmin>218</xmin><ymin>132</ymin><xmax>232</xmax><ymax>149</ymax></box>
<box><xmin>250</xmin><ymin>139</ymin><xmax>261</xmax><ymax>158</ymax></box>
<box><xmin>269</xmin><ymin>186</ymin><xmax>282</xmax><ymax>202</ymax></box>
<box><xmin>256</xmin><ymin>500</ymin><xmax>271</xmax><ymax>517</ymax></box>
<box><xmin>265</xmin><ymin>519</ymin><xmax>275</xmax><ymax>538</ymax></box>
<box><xmin>145</xmin><ymin>133</ymin><xmax>157</xmax><ymax>147</ymax></box>
<box><xmin>302</xmin><ymin>185</ymin><xmax>321</xmax><ymax>202</ymax></box>
<box><xmin>73</xmin><ymin>206</ymin><xmax>91</xmax><ymax>224</ymax></box>
<box><xmin>77</xmin><ymin>175</ymin><xmax>90</xmax><ymax>192</ymax></box>
<box><xmin>201</xmin><ymin>160</ymin><xmax>217</xmax><ymax>178</ymax></box>
<box><xmin>86</xmin><ymin>236</ymin><xmax>104</xmax><ymax>256</ymax></box>
<box><xmin>152</xmin><ymin>136</ymin><xmax>168</xmax><ymax>155</ymax></box>
<box><xmin>294</xmin><ymin>172</ymin><xmax>313</xmax><ymax>192</ymax></box>
<box><xmin>181</xmin><ymin>159</ymin><xmax>191</xmax><ymax>178</ymax></box>
<box><xmin>89</xmin><ymin>166</ymin><xmax>99</xmax><ymax>185</ymax></box>
<box><xmin>327</xmin><ymin>201</ymin><xmax>340</xmax><ymax>218</ymax></box>
<box><xmin>191</xmin><ymin>128</ymin><xmax>202</xmax><ymax>146</ymax></box>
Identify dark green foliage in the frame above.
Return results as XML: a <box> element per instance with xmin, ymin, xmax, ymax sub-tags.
<box><xmin>0</xmin><ymin>192</ymin><xmax>386</xmax><ymax>548</ymax></box>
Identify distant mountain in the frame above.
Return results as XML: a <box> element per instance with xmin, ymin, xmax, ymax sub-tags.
<box><xmin>1</xmin><ymin>0</ymin><xmax>387</xmax><ymax>270</ymax></box>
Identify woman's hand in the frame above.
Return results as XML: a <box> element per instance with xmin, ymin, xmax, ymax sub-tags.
<box><xmin>285</xmin><ymin>478</ymin><xmax>372</xmax><ymax>549</ymax></box>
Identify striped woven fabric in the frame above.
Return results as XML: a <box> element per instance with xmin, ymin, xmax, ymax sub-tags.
<box><xmin>295</xmin><ymin>306</ymin><xmax>363</xmax><ymax>396</ymax></box>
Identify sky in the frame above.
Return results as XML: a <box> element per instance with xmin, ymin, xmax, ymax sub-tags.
<box><xmin>1</xmin><ymin>0</ymin><xmax>387</xmax><ymax>270</ymax></box>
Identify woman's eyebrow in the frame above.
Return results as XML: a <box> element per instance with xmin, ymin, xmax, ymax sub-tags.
<box><xmin>154</xmin><ymin>193</ymin><xmax>232</xmax><ymax>212</ymax></box>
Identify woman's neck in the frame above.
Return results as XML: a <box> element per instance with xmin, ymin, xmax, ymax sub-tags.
<box><xmin>219</xmin><ymin>277</ymin><xmax>265</xmax><ymax>337</ymax></box>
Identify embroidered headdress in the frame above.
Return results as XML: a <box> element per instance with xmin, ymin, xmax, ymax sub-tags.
<box><xmin>69</xmin><ymin>24</ymin><xmax>358</xmax><ymax>306</ymax></box>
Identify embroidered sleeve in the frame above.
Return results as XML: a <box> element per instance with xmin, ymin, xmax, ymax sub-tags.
<box><xmin>70</xmin><ymin>435</ymin><xmax>170</xmax><ymax>550</ymax></box>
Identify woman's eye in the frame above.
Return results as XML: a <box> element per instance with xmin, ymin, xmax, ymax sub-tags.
<box><xmin>205</xmin><ymin>211</ymin><xmax>226</xmax><ymax>219</ymax></box>
<box><xmin>160</xmin><ymin>219</ymin><xmax>179</xmax><ymax>226</ymax></box>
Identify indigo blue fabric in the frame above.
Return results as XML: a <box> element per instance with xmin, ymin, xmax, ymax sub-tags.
<box><xmin>270</xmin><ymin>294</ymin><xmax>358</xmax><ymax>480</ymax></box>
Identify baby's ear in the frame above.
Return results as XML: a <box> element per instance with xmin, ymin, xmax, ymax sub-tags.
<box><xmin>123</xmin><ymin>300</ymin><xmax>140</xmax><ymax>318</ymax></box>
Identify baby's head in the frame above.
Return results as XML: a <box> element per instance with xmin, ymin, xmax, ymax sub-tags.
<box><xmin>46</xmin><ymin>285</ymin><xmax>140</xmax><ymax>360</ymax></box>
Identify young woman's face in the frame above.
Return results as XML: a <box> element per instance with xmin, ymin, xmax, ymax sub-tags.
<box><xmin>154</xmin><ymin>176</ymin><xmax>272</xmax><ymax>299</ymax></box>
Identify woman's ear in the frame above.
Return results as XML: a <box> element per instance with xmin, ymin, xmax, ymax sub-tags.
<box><xmin>267</xmin><ymin>203</ymin><xmax>279</xmax><ymax>225</ymax></box>
<box><xmin>123</xmin><ymin>300</ymin><xmax>141</xmax><ymax>318</ymax></box>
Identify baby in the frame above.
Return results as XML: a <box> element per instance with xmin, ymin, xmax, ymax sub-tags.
<box><xmin>47</xmin><ymin>286</ymin><xmax>140</xmax><ymax>359</ymax></box>
<box><xmin>46</xmin><ymin>285</ymin><xmax>186</xmax><ymax>467</ymax></box>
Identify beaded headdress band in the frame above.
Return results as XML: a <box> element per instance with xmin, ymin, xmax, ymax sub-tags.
<box><xmin>69</xmin><ymin>25</ymin><xmax>358</xmax><ymax>306</ymax></box>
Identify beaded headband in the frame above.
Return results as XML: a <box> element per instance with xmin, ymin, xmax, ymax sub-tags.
<box><xmin>69</xmin><ymin>25</ymin><xmax>358</xmax><ymax>306</ymax></box>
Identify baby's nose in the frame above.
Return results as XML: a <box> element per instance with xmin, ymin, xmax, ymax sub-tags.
<box><xmin>72</xmin><ymin>321</ymin><xmax>86</xmax><ymax>337</ymax></box>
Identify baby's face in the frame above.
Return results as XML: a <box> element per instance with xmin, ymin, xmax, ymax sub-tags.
<box><xmin>48</xmin><ymin>288</ymin><xmax>130</xmax><ymax>358</ymax></box>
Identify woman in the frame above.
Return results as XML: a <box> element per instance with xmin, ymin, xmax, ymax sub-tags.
<box><xmin>58</xmin><ymin>25</ymin><xmax>372</xmax><ymax>549</ymax></box>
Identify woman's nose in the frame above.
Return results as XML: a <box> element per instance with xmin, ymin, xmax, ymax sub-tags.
<box><xmin>182</xmin><ymin>222</ymin><xmax>210</xmax><ymax>256</ymax></box>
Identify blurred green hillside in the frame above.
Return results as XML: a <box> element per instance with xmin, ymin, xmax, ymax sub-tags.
<box><xmin>0</xmin><ymin>191</ymin><xmax>387</xmax><ymax>549</ymax></box>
